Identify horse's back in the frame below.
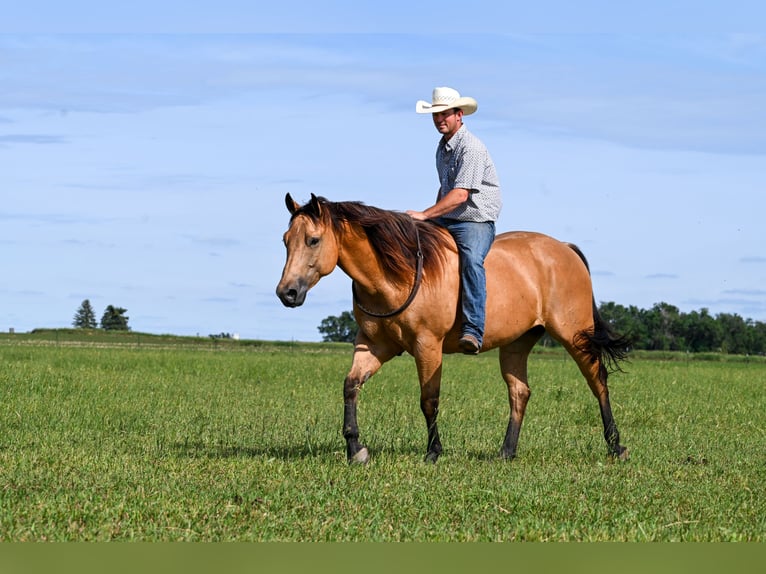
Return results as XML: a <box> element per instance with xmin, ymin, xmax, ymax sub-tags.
<box><xmin>489</xmin><ymin>230</ymin><xmax>587</xmax><ymax>277</ymax></box>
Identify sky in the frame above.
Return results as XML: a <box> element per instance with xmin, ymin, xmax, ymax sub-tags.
<box><xmin>2</xmin><ymin>2</ymin><xmax>765</xmax><ymax>341</ymax></box>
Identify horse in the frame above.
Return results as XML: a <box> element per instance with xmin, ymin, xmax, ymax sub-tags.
<box><xmin>276</xmin><ymin>193</ymin><xmax>630</xmax><ymax>464</ymax></box>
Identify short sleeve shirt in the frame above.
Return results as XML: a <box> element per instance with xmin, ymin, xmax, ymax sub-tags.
<box><xmin>436</xmin><ymin>125</ymin><xmax>502</xmax><ymax>222</ymax></box>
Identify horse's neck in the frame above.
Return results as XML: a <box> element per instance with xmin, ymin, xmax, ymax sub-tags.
<box><xmin>336</xmin><ymin>228</ymin><xmax>398</xmax><ymax>299</ymax></box>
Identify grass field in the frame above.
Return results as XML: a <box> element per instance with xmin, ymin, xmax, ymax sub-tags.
<box><xmin>0</xmin><ymin>332</ymin><xmax>764</xmax><ymax>541</ymax></box>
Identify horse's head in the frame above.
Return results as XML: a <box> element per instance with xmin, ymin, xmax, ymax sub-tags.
<box><xmin>276</xmin><ymin>193</ymin><xmax>340</xmax><ymax>307</ymax></box>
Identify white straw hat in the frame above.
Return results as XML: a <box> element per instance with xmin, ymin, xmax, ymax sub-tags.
<box><xmin>415</xmin><ymin>86</ymin><xmax>478</xmax><ymax>115</ymax></box>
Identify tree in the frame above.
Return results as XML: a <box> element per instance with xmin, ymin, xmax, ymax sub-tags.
<box><xmin>752</xmin><ymin>321</ymin><xmax>766</xmax><ymax>355</ymax></box>
<box><xmin>597</xmin><ymin>301</ymin><xmax>645</xmax><ymax>347</ymax></box>
<box><xmin>72</xmin><ymin>299</ymin><xmax>97</xmax><ymax>329</ymax></box>
<box><xmin>318</xmin><ymin>311</ymin><xmax>358</xmax><ymax>342</ymax></box>
<box><xmin>100</xmin><ymin>305</ymin><xmax>130</xmax><ymax>331</ymax></box>
<box><xmin>642</xmin><ymin>302</ymin><xmax>684</xmax><ymax>351</ymax></box>
<box><xmin>679</xmin><ymin>308</ymin><xmax>721</xmax><ymax>352</ymax></box>
<box><xmin>717</xmin><ymin>313</ymin><xmax>751</xmax><ymax>355</ymax></box>
<box><xmin>320</xmin><ymin>301</ymin><xmax>766</xmax><ymax>355</ymax></box>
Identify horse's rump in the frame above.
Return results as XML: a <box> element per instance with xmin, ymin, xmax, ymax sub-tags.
<box><xmin>480</xmin><ymin>231</ymin><xmax>595</xmax><ymax>349</ymax></box>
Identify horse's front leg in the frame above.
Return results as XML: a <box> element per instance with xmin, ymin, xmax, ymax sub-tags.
<box><xmin>343</xmin><ymin>338</ymin><xmax>397</xmax><ymax>465</ymax></box>
<box><xmin>415</xmin><ymin>347</ymin><xmax>445</xmax><ymax>464</ymax></box>
<box><xmin>343</xmin><ymin>373</ymin><xmax>368</xmax><ymax>464</ymax></box>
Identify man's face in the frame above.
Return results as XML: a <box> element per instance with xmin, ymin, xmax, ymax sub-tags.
<box><xmin>432</xmin><ymin>108</ymin><xmax>462</xmax><ymax>138</ymax></box>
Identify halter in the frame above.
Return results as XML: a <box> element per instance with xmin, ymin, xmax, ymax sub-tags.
<box><xmin>352</xmin><ymin>223</ymin><xmax>424</xmax><ymax>318</ymax></box>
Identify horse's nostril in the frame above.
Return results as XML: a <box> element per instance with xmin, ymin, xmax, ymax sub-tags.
<box><xmin>277</xmin><ymin>285</ymin><xmax>303</xmax><ymax>307</ymax></box>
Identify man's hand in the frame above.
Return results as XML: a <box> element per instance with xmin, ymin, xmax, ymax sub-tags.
<box><xmin>406</xmin><ymin>210</ymin><xmax>428</xmax><ymax>221</ymax></box>
<box><xmin>406</xmin><ymin>188</ymin><xmax>469</xmax><ymax>222</ymax></box>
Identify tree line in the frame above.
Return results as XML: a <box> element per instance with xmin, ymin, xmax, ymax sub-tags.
<box><xmin>318</xmin><ymin>302</ymin><xmax>766</xmax><ymax>355</ymax></box>
<box><xmin>72</xmin><ymin>299</ymin><xmax>130</xmax><ymax>331</ymax></box>
<box><xmin>598</xmin><ymin>301</ymin><xmax>766</xmax><ymax>355</ymax></box>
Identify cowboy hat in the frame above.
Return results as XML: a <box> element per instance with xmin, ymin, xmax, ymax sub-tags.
<box><xmin>415</xmin><ymin>87</ymin><xmax>478</xmax><ymax>115</ymax></box>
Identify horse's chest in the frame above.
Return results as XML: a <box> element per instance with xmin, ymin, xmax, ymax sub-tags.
<box><xmin>359</xmin><ymin>317</ymin><xmax>404</xmax><ymax>341</ymax></box>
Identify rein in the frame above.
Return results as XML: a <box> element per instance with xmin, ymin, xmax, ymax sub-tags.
<box><xmin>352</xmin><ymin>222</ymin><xmax>424</xmax><ymax>318</ymax></box>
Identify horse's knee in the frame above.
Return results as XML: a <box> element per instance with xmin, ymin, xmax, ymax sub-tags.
<box><xmin>343</xmin><ymin>377</ymin><xmax>357</xmax><ymax>401</ymax></box>
<box><xmin>344</xmin><ymin>370</ymin><xmax>371</xmax><ymax>399</ymax></box>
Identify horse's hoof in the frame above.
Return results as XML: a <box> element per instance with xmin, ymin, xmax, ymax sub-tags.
<box><xmin>610</xmin><ymin>446</ymin><xmax>629</xmax><ymax>461</ymax></box>
<box><xmin>423</xmin><ymin>451</ymin><xmax>440</xmax><ymax>464</ymax></box>
<box><xmin>349</xmin><ymin>447</ymin><xmax>370</xmax><ymax>465</ymax></box>
<box><xmin>499</xmin><ymin>450</ymin><xmax>516</xmax><ymax>462</ymax></box>
<box><xmin>618</xmin><ymin>447</ymin><xmax>630</xmax><ymax>461</ymax></box>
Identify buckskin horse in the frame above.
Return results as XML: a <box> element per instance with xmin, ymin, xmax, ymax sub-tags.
<box><xmin>276</xmin><ymin>193</ymin><xmax>630</xmax><ymax>464</ymax></box>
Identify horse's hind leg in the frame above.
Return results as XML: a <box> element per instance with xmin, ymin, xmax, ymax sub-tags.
<box><xmin>498</xmin><ymin>327</ymin><xmax>543</xmax><ymax>460</ymax></box>
<box><xmin>592</xmin><ymin>373</ymin><xmax>628</xmax><ymax>460</ymax></box>
<box><xmin>566</xmin><ymin>342</ymin><xmax>628</xmax><ymax>460</ymax></box>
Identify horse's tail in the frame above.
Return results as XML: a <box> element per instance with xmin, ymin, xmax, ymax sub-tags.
<box><xmin>567</xmin><ymin>243</ymin><xmax>632</xmax><ymax>378</ymax></box>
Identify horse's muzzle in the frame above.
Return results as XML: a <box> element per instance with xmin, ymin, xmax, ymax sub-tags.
<box><xmin>276</xmin><ymin>281</ymin><xmax>307</xmax><ymax>307</ymax></box>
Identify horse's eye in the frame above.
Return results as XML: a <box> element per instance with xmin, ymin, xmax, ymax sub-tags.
<box><xmin>308</xmin><ymin>237</ymin><xmax>320</xmax><ymax>247</ymax></box>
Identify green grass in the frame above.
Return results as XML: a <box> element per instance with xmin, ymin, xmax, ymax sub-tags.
<box><xmin>0</xmin><ymin>335</ymin><xmax>764</xmax><ymax>541</ymax></box>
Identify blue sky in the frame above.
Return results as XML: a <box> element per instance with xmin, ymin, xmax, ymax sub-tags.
<box><xmin>2</xmin><ymin>3</ymin><xmax>765</xmax><ymax>341</ymax></box>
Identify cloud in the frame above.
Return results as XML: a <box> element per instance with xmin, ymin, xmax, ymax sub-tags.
<box><xmin>646</xmin><ymin>273</ymin><xmax>679</xmax><ymax>280</ymax></box>
<box><xmin>740</xmin><ymin>256</ymin><xmax>766</xmax><ymax>264</ymax></box>
<box><xmin>67</xmin><ymin>292</ymin><xmax>103</xmax><ymax>301</ymax></box>
<box><xmin>684</xmin><ymin>294</ymin><xmax>766</xmax><ymax>319</ymax></box>
<box><xmin>185</xmin><ymin>236</ymin><xmax>241</xmax><ymax>248</ymax></box>
<box><xmin>722</xmin><ymin>288</ymin><xmax>766</xmax><ymax>297</ymax></box>
<box><xmin>0</xmin><ymin>288</ymin><xmax>46</xmax><ymax>297</ymax></box>
<box><xmin>478</xmin><ymin>36</ymin><xmax>766</xmax><ymax>155</ymax></box>
<box><xmin>0</xmin><ymin>212</ymin><xmax>114</xmax><ymax>226</ymax></box>
<box><xmin>61</xmin><ymin>238</ymin><xmax>116</xmax><ymax>248</ymax></box>
<box><xmin>3</xmin><ymin>34</ymin><xmax>765</xmax><ymax>156</ymax></box>
<box><xmin>0</xmin><ymin>134</ymin><xmax>66</xmax><ymax>144</ymax></box>
<box><xmin>63</xmin><ymin>173</ymin><xmax>237</xmax><ymax>193</ymax></box>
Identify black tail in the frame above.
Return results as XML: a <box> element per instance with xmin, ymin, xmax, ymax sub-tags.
<box><xmin>576</xmin><ymin>300</ymin><xmax>632</xmax><ymax>378</ymax></box>
<box><xmin>568</xmin><ymin>243</ymin><xmax>632</xmax><ymax>378</ymax></box>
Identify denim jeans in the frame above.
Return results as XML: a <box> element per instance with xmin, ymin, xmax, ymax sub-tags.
<box><xmin>436</xmin><ymin>218</ymin><xmax>495</xmax><ymax>345</ymax></box>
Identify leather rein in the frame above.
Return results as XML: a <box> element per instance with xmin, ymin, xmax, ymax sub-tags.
<box><xmin>352</xmin><ymin>223</ymin><xmax>424</xmax><ymax>318</ymax></box>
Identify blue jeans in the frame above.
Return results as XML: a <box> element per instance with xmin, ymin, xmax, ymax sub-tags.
<box><xmin>437</xmin><ymin>219</ymin><xmax>495</xmax><ymax>345</ymax></box>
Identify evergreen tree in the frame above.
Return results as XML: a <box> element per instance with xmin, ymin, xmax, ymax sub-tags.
<box><xmin>72</xmin><ymin>299</ymin><xmax>98</xmax><ymax>329</ymax></box>
<box><xmin>100</xmin><ymin>305</ymin><xmax>130</xmax><ymax>331</ymax></box>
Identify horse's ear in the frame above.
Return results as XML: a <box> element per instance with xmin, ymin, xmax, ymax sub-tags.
<box><xmin>285</xmin><ymin>193</ymin><xmax>300</xmax><ymax>215</ymax></box>
<box><xmin>309</xmin><ymin>193</ymin><xmax>322</xmax><ymax>217</ymax></box>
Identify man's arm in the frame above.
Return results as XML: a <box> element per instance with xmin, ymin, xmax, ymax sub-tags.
<box><xmin>406</xmin><ymin>187</ymin><xmax>470</xmax><ymax>221</ymax></box>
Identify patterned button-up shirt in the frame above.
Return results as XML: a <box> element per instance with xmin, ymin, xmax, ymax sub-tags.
<box><xmin>435</xmin><ymin>125</ymin><xmax>502</xmax><ymax>222</ymax></box>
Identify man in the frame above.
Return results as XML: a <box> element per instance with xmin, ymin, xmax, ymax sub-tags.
<box><xmin>407</xmin><ymin>87</ymin><xmax>502</xmax><ymax>355</ymax></box>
